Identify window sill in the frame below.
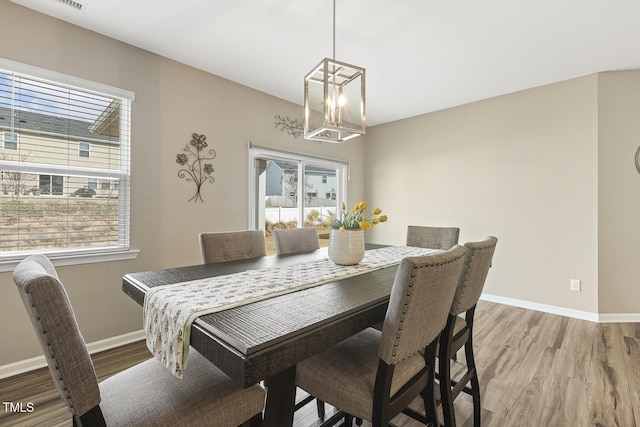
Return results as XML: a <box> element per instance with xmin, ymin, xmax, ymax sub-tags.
<box><xmin>0</xmin><ymin>250</ymin><xmax>140</xmax><ymax>273</ymax></box>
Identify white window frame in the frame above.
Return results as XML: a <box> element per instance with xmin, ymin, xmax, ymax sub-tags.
<box><xmin>78</xmin><ymin>141</ymin><xmax>91</xmax><ymax>158</ymax></box>
<box><xmin>0</xmin><ymin>58</ymin><xmax>138</xmax><ymax>271</ymax></box>
<box><xmin>3</xmin><ymin>131</ymin><xmax>18</xmax><ymax>150</ymax></box>
<box><xmin>248</xmin><ymin>144</ymin><xmax>349</xmax><ymax>230</ymax></box>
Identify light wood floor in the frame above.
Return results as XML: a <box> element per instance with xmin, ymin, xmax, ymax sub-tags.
<box><xmin>1</xmin><ymin>301</ymin><xmax>638</xmax><ymax>427</ymax></box>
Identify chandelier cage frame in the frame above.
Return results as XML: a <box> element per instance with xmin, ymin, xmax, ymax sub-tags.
<box><xmin>303</xmin><ymin>0</ymin><xmax>366</xmax><ymax>143</ymax></box>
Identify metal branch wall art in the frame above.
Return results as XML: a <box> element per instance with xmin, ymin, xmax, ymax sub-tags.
<box><xmin>274</xmin><ymin>114</ymin><xmax>328</xmax><ymax>140</ymax></box>
<box><xmin>176</xmin><ymin>133</ymin><xmax>216</xmax><ymax>203</ymax></box>
<box><xmin>274</xmin><ymin>114</ymin><xmax>305</xmax><ymax>138</ymax></box>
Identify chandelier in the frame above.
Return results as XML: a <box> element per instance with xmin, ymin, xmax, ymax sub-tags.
<box><xmin>304</xmin><ymin>0</ymin><xmax>366</xmax><ymax>143</ymax></box>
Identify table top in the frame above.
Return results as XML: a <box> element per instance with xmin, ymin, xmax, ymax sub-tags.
<box><xmin>122</xmin><ymin>245</ymin><xmax>396</xmax><ymax>387</ymax></box>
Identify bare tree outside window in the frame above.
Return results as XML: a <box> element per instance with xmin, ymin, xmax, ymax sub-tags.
<box><xmin>1</xmin><ymin>153</ymin><xmax>36</xmax><ymax>200</ymax></box>
<box><xmin>283</xmin><ymin>169</ymin><xmax>318</xmax><ymax>207</ymax></box>
<box><xmin>1</xmin><ymin>171</ymin><xmax>35</xmax><ymax>200</ymax></box>
<box><xmin>305</xmin><ymin>191</ymin><xmax>318</xmax><ymax>207</ymax></box>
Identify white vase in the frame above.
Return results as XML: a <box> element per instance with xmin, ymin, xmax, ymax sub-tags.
<box><xmin>328</xmin><ymin>229</ymin><xmax>365</xmax><ymax>265</ymax></box>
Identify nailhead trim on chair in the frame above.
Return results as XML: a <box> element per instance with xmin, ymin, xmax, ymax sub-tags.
<box><xmin>390</xmin><ymin>254</ymin><xmax>463</xmax><ymax>362</ymax></box>
<box><xmin>25</xmin><ymin>287</ymin><xmax>76</xmax><ymax>414</ymax></box>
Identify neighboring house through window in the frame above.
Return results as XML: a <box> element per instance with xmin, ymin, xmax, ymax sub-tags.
<box><xmin>249</xmin><ymin>145</ymin><xmax>347</xmax><ymax>254</ymax></box>
<box><xmin>0</xmin><ymin>58</ymin><xmax>135</xmax><ymax>268</ymax></box>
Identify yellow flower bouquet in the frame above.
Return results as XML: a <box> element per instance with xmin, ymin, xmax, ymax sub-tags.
<box><xmin>327</xmin><ymin>201</ymin><xmax>388</xmax><ymax>231</ymax></box>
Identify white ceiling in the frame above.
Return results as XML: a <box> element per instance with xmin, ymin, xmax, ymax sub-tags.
<box><xmin>10</xmin><ymin>0</ymin><xmax>640</xmax><ymax>126</ymax></box>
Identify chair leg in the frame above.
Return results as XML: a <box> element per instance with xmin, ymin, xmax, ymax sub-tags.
<box><xmin>317</xmin><ymin>398</ymin><xmax>326</xmax><ymax>419</ymax></box>
<box><xmin>74</xmin><ymin>406</ymin><xmax>106</xmax><ymax>427</ymax></box>
<box><xmin>464</xmin><ymin>340</ymin><xmax>481</xmax><ymax>427</ymax></box>
<box><xmin>243</xmin><ymin>413</ymin><xmax>263</xmax><ymax>427</ymax></box>
<box><xmin>439</xmin><ymin>361</ymin><xmax>456</xmax><ymax>427</ymax></box>
<box><xmin>318</xmin><ymin>410</ymin><xmax>351</xmax><ymax>427</ymax></box>
<box><xmin>421</xmin><ymin>339</ymin><xmax>440</xmax><ymax>427</ymax></box>
<box><xmin>439</xmin><ymin>317</ymin><xmax>457</xmax><ymax>427</ymax></box>
<box><xmin>343</xmin><ymin>414</ymin><xmax>354</xmax><ymax>426</ymax></box>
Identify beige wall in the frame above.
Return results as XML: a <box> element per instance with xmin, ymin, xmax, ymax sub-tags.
<box><xmin>0</xmin><ymin>2</ymin><xmax>365</xmax><ymax>366</ymax></box>
<box><xmin>365</xmin><ymin>76</ymin><xmax>601</xmax><ymax>313</ymax></box>
<box><xmin>366</xmin><ymin>71</ymin><xmax>640</xmax><ymax>317</ymax></box>
<box><xmin>597</xmin><ymin>71</ymin><xmax>640</xmax><ymax>314</ymax></box>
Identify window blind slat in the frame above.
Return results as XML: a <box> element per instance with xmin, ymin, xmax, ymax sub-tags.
<box><xmin>0</xmin><ymin>65</ymin><xmax>132</xmax><ymax>257</ymax></box>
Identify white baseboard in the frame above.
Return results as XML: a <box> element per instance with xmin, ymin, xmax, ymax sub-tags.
<box><xmin>480</xmin><ymin>294</ymin><xmax>640</xmax><ymax>323</ymax></box>
<box><xmin>0</xmin><ymin>329</ymin><xmax>145</xmax><ymax>380</ymax></box>
<box><xmin>480</xmin><ymin>293</ymin><xmax>600</xmax><ymax>322</ymax></box>
<box><xmin>597</xmin><ymin>313</ymin><xmax>640</xmax><ymax>323</ymax></box>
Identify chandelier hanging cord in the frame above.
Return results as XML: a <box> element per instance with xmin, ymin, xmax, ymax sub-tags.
<box><xmin>332</xmin><ymin>0</ymin><xmax>336</xmax><ymax>61</ymax></box>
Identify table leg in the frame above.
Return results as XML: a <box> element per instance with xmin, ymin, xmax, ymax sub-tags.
<box><xmin>264</xmin><ymin>365</ymin><xmax>297</xmax><ymax>427</ymax></box>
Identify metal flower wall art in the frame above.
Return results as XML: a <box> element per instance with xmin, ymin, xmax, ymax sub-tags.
<box><xmin>176</xmin><ymin>133</ymin><xmax>216</xmax><ymax>203</ymax></box>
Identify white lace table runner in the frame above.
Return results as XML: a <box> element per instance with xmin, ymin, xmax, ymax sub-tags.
<box><xmin>144</xmin><ymin>246</ymin><xmax>438</xmax><ymax>377</ymax></box>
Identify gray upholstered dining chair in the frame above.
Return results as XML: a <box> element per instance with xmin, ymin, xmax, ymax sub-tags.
<box><xmin>406</xmin><ymin>225</ymin><xmax>460</xmax><ymax>250</ymax></box>
<box><xmin>199</xmin><ymin>230</ymin><xmax>266</xmax><ymax>263</ymax></box>
<box><xmin>295</xmin><ymin>245</ymin><xmax>467</xmax><ymax>427</ymax></box>
<box><xmin>438</xmin><ymin>236</ymin><xmax>497</xmax><ymax>427</ymax></box>
<box><xmin>272</xmin><ymin>227</ymin><xmax>320</xmax><ymax>255</ymax></box>
<box><xmin>13</xmin><ymin>254</ymin><xmax>265</xmax><ymax>427</ymax></box>
<box><xmin>403</xmin><ymin>236</ymin><xmax>497</xmax><ymax>427</ymax></box>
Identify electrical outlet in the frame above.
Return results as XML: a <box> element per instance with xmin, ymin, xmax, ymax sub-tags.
<box><xmin>570</xmin><ymin>279</ymin><xmax>581</xmax><ymax>291</ymax></box>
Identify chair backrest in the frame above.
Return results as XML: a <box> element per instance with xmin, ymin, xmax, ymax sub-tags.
<box><xmin>12</xmin><ymin>255</ymin><xmax>100</xmax><ymax>417</ymax></box>
<box><xmin>450</xmin><ymin>236</ymin><xmax>498</xmax><ymax>316</ymax></box>
<box><xmin>199</xmin><ymin>230</ymin><xmax>266</xmax><ymax>263</ymax></box>
<box><xmin>272</xmin><ymin>227</ymin><xmax>320</xmax><ymax>255</ymax></box>
<box><xmin>406</xmin><ymin>225</ymin><xmax>460</xmax><ymax>250</ymax></box>
<box><xmin>379</xmin><ymin>245</ymin><xmax>467</xmax><ymax>365</ymax></box>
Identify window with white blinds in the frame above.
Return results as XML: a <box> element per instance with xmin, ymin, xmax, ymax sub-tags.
<box><xmin>0</xmin><ymin>59</ymin><xmax>134</xmax><ymax>260</ymax></box>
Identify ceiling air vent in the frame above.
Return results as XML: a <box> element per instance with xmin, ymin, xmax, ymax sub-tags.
<box><xmin>55</xmin><ymin>0</ymin><xmax>85</xmax><ymax>11</ymax></box>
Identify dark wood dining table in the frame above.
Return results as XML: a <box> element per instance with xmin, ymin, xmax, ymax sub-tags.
<box><xmin>122</xmin><ymin>244</ymin><xmax>395</xmax><ymax>427</ymax></box>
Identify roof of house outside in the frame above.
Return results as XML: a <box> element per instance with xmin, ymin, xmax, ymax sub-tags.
<box><xmin>271</xmin><ymin>160</ymin><xmax>337</xmax><ymax>176</ymax></box>
<box><xmin>0</xmin><ymin>107</ymin><xmax>117</xmax><ymax>144</ymax></box>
